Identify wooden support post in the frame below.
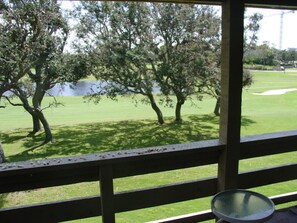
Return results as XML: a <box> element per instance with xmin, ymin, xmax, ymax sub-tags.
<box><xmin>99</xmin><ymin>165</ymin><xmax>115</xmax><ymax>223</ymax></box>
<box><xmin>218</xmin><ymin>0</ymin><xmax>245</xmax><ymax>191</ymax></box>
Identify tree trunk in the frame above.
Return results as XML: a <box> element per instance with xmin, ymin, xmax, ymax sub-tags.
<box><xmin>0</xmin><ymin>142</ymin><xmax>6</xmax><ymax>163</ymax></box>
<box><xmin>214</xmin><ymin>97</ymin><xmax>220</xmax><ymax>116</ymax></box>
<box><xmin>32</xmin><ymin>82</ymin><xmax>53</xmax><ymax>143</ymax></box>
<box><xmin>175</xmin><ymin>99</ymin><xmax>184</xmax><ymax>123</ymax></box>
<box><xmin>14</xmin><ymin>88</ymin><xmax>42</xmax><ymax>135</ymax></box>
<box><xmin>21</xmin><ymin>106</ymin><xmax>41</xmax><ymax>136</ymax></box>
<box><xmin>29</xmin><ymin>113</ymin><xmax>41</xmax><ymax>135</ymax></box>
<box><xmin>147</xmin><ymin>94</ymin><xmax>164</xmax><ymax>125</ymax></box>
<box><xmin>20</xmin><ymin>108</ymin><xmax>41</xmax><ymax>136</ymax></box>
<box><xmin>36</xmin><ymin>109</ymin><xmax>53</xmax><ymax>143</ymax></box>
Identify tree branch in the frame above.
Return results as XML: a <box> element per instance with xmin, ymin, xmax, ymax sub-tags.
<box><xmin>2</xmin><ymin>96</ymin><xmax>23</xmax><ymax>106</ymax></box>
<box><xmin>40</xmin><ymin>93</ymin><xmax>64</xmax><ymax>111</ymax></box>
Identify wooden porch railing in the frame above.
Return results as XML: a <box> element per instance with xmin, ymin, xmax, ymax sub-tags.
<box><xmin>0</xmin><ymin>130</ymin><xmax>297</xmax><ymax>223</ymax></box>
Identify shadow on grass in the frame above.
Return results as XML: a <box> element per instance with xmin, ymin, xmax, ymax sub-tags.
<box><xmin>0</xmin><ymin>194</ymin><xmax>7</xmax><ymax>209</ymax></box>
<box><xmin>0</xmin><ymin>131</ymin><xmax>28</xmax><ymax>144</ymax></box>
<box><xmin>1</xmin><ymin>114</ymin><xmax>255</xmax><ymax>162</ymax></box>
<box><xmin>241</xmin><ymin>116</ymin><xmax>256</xmax><ymax>127</ymax></box>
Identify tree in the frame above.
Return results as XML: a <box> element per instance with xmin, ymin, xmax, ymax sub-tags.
<box><xmin>151</xmin><ymin>4</ymin><xmax>221</xmax><ymax>123</ymax></box>
<box><xmin>202</xmin><ymin>12</ymin><xmax>262</xmax><ymax>116</ymax></box>
<box><xmin>0</xmin><ymin>0</ymin><xmax>44</xmax><ymax>133</ymax></box>
<box><xmin>244</xmin><ymin>12</ymin><xmax>263</xmax><ymax>51</ymax></box>
<box><xmin>7</xmin><ymin>53</ymin><xmax>88</xmax><ymax>142</ymax></box>
<box><xmin>0</xmin><ymin>0</ymin><xmax>37</xmax><ymax>98</ymax></box>
<box><xmin>244</xmin><ymin>43</ymin><xmax>278</xmax><ymax>66</ymax></box>
<box><xmin>0</xmin><ymin>0</ymin><xmax>86</xmax><ymax>143</ymax></box>
<box><xmin>278</xmin><ymin>49</ymin><xmax>297</xmax><ymax>66</ymax></box>
<box><xmin>200</xmin><ymin>69</ymin><xmax>253</xmax><ymax>116</ymax></box>
<box><xmin>75</xmin><ymin>2</ymin><xmax>165</xmax><ymax>124</ymax></box>
<box><xmin>0</xmin><ymin>142</ymin><xmax>6</xmax><ymax>163</ymax></box>
<box><xmin>0</xmin><ymin>0</ymin><xmax>68</xmax><ymax>143</ymax></box>
<box><xmin>75</xmin><ymin>3</ymin><xmax>256</xmax><ymax>122</ymax></box>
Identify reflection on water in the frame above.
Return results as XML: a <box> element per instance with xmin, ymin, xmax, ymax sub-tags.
<box><xmin>46</xmin><ymin>81</ymin><xmax>101</xmax><ymax>96</ymax></box>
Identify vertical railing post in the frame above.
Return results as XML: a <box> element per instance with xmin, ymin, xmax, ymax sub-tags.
<box><xmin>99</xmin><ymin>165</ymin><xmax>115</xmax><ymax>223</ymax></box>
<box><xmin>218</xmin><ymin>0</ymin><xmax>245</xmax><ymax>191</ymax></box>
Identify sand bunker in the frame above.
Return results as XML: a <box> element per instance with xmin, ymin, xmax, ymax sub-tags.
<box><xmin>253</xmin><ymin>88</ymin><xmax>297</xmax><ymax>96</ymax></box>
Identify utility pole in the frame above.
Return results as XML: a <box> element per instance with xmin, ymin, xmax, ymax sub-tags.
<box><xmin>279</xmin><ymin>11</ymin><xmax>284</xmax><ymax>50</ymax></box>
<box><xmin>279</xmin><ymin>10</ymin><xmax>295</xmax><ymax>50</ymax></box>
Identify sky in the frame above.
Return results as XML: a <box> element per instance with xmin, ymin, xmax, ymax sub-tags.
<box><xmin>59</xmin><ymin>1</ymin><xmax>297</xmax><ymax>50</ymax></box>
<box><xmin>246</xmin><ymin>7</ymin><xmax>297</xmax><ymax>50</ymax></box>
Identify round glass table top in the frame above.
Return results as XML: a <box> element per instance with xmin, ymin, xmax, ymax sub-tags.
<box><xmin>211</xmin><ymin>189</ymin><xmax>275</xmax><ymax>223</ymax></box>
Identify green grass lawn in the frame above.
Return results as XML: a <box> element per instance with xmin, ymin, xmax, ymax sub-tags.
<box><xmin>241</xmin><ymin>71</ymin><xmax>297</xmax><ymax>135</ymax></box>
<box><xmin>1</xmin><ymin>71</ymin><xmax>297</xmax><ymax>222</ymax></box>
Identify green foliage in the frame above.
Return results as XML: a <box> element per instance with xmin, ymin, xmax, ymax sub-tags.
<box><xmin>75</xmin><ymin>2</ymin><xmax>166</xmax><ymax>123</ymax></box>
<box><xmin>244</xmin><ymin>43</ymin><xmax>278</xmax><ymax>66</ymax></box>
<box><xmin>51</xmin><ymin>53</ymin><xmax>91</xmax><ymax>83</ymax></box>
<box><xmin>0</xmin><ymin>0</ymin><xmax>90</xmax><ymax>142</ymax></box>
<box><xmin>244</xmin><ymin>42</ymin><xmax>297</xmax><ymax>68</ymax></box>
<box><xmin>0</xmin><ymin>0</ymin><xmax>38</xmax><ymax>96</ymax></box>
<box><xmin>152</xmin><ymin>4</ymin><xmax>220</xmax><ymax>108</ymax></box>
<box><xmin>278</xmin><ymin>49</ymin><xmax>297</xmax><ymax>66</ymax></box>
<box><xmin>75</xmin><ymin>2</ymin><xmax>221</xmax><ymax>123</ymax></box>
<box><xmin>244</xmin><ymin>12</ymin><xmax>263</xmax><ymax>51</ymax></box>
<box><xmin>243</xmin><ymin>64</ymin><xmax>274</xmax><ymax>70</ymax></box>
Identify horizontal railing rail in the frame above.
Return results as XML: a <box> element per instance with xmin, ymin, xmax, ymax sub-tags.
<box><xmin>1</xmin><ymin>130</ymin><xmax>297</xmax><ymax>222</ymax></box>
<box><xmin>0</xmin><ymin>140</ymin><xmax>224</xmax><ymax>193</ymax></box>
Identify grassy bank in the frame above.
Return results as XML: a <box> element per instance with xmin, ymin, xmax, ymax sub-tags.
<box><xmin>1</xmin><ymin>71</ymin><xmax>297</xmax><ymax>222</ymax></box>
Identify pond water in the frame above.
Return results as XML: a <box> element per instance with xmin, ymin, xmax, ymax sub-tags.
<box><xmin>47</xmin><ymin>81</ymin><xmax>160</xmax><ymax>96</ymax></box>
<box><xmin>3</xmin><ymin>81</ymin><xmax>160</xmax><ymax>97</ymax></box>
<box><xmin>46</xmin><ymin>81</ymin><xmax>101</xmax><ymax>96</ymax></box>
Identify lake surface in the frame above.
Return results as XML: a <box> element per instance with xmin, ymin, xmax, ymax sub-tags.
<box><xmin>47</xmin><ymin>81</ymin><xmax>160</xmax><ymax>96</ymax></box>
<box><xmin>47</xmin><ymin>81</ymin><xmax>101</xmax><ymax>96</ymax></box>
<box><xmin>3</xmin><ymin>81</ymin><xmax>160</xmax><ymax>97</ymax></box>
